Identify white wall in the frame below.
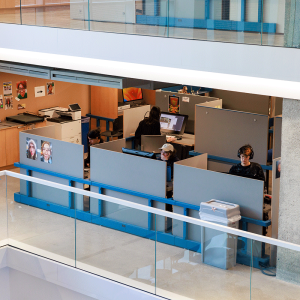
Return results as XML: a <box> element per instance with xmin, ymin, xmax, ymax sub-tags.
<box><xmin>0</xmin><ymin>267</ymin><xmax>10</xmax><ymax>300</ymax></box>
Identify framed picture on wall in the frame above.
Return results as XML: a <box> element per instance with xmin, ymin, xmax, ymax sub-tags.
<box><xmin>16</xmin><ymin>81</ymin><xmax>28</xmax><ymax>99</ymax></box>
<box><xmin>47</xmin><ymin>82</ymin><xmax>55</xmax><ymax>95</ymax></box>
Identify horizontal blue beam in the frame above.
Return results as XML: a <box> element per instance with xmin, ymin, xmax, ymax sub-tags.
<box><xmin>86</xmin><ymin>114</ymin><xmax>115</xmax><ymax>123</ymax></box>
<box><xmin>136</xmin><ymin>15</ymin><xmax>276</xmax><ymax>33</ymax></box>
<box><xmin>241</xmin><ymin>216</ymin><xmax>271</xmax><ymax>227</ymax></box>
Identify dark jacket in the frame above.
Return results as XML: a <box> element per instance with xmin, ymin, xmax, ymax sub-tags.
<box><xmin>229</xmin><ymin>162</ymin><xmax>265</xmax><ymax>182</ymax></box>
<box><xmin>135</xmin><ymin>119</ymin><xmax>161</xmax><ymax>146</ymax></box>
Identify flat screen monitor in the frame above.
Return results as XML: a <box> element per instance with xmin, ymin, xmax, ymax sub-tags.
<box><xmin>160</xmin><ymin>112</ymin><xmax>188</xmax><ymax>135</ymax></box>
<box><xmin>123</xmin><ymin>87</ymin><xmax>143</xmax><ymax>102</ymax></box>
<box><xmin>141</xmin><ymin>135</ymin><xmax>167</xmax><ymax>153</ymax></box>
<box><xmin>122</xmin><ymin>148</ymin><xmax>156</xmax><ymax>159</ymax></box>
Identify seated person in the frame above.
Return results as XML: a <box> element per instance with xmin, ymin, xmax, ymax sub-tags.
<box><xmin>84</xmin><ymin>129</ymin><xmax>103</xmax><ymax>168</ymax></box>
<box><xmin>229</xmin><ymin>144</ymin><xmax>265</xmax><ymax>182</ymax></box>
<box><xmin>157</xmin><ymin>143</ymin><xmax>179</xmax><ymax>180</ymax></box>
<box><xmin>135</xmin><ymin>106</ymin><xmax>161</xmax><ymax>147</ymax></box>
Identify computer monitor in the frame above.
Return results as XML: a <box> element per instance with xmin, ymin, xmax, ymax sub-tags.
<box><xmin>141</xmin><ymin>135</ymin><xmax>167</xmax><ymax>153</ymax></box>
<box><xmin>160</xmin><ymin>112</ymin><xmax>188</xmax><ymax>135</ymax></box>
<box><xmin>123</xmin><ymin>87</ymin><xmax>143</xmax><ymax>102</ymax></box>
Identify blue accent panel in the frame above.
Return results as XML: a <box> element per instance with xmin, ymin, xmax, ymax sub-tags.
<box><xmin>154</xmin><ymin>0</ymin><xmax>159</xmax><ymax>16</ymax></box>
<box><xmin>69</xmin><ymin>180</ymin><xmax>73</xmax><ymax>209</ymax></box>
<box><xmin>258</xmin><ymin>0</ymin><xmax>262</xmax><ymax>23</ymax></box>
<box><xmin>75</xmin><ymin>210</ymin><xmax>93</xmax><ymax>222</ymax></box>
<box><xmin>241</xmin><ymin>216</ymin><xmax>271</xmax><ymax>227</ymax></box>
<box><xmin>174</xmin><ymin>237</ymin><xmax>201</xmax><ymax>252</ymax></box>
<box><xmin>86</xmin><ymin>114</ymin><xmax>115</xmax><ymax>123</ymax></box>
<box><xmin>98</xmin><ymin>186</ymin><xmax>102</xmax><ymax>217</ymax></box>
<box><xmin>136</xmin><ymin>16</ymin><xmax>276</xmax><ymax>33</ymax></box>
<box><xmin>156</xmin><ymin>231</ymin><xmax>175</xmax><ymax>245</ymax></box>
<box><xmin>26</xmin><ymin>169</ymin><xmax>31</xmax><ymax>197</ymax></box>
<box><xmin>241</xmin><ymin>0</ymin><xmax>245</xmax><ymax>22</ymax></box>
<box><xmin>205</xmin><ymin>0</ymin><xmax>210</xmax><ymax>19</ymax></box>
<box><xmin>183</xmin><ymin>208</ymin><xmax>188</xmax><ymax>240</ymax></box>
<box><xmin>16</xmin><ymin>194</ymin><xmax>75</xmax><ymax>218</ymax></box>
<box><xmin>15</xmin><ymin>163</ymin><xmax>92</xmax><ymax>185</ymax></box>
<box><xmin>237</xmin><ymin>252</ymin><xmax>269</xmax><ymax>269</ymax></box>
<box><xmin>188</xmin><ymin>151</ymin><xmax>272</xmax><ymax>170</ymax></box>
<box><xmin>148</xmin><ymin>199</ymin><xmax>153</xmax><ymax>230</ymax></box>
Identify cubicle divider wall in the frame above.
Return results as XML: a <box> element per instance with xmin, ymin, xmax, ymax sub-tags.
<box><xmin>156</xmin><ymin>91</ymin><xmax>220</xmax><ymax>134</ymax></box>
<box><xmin>194</xmin><ymin>105</ymin><xmax>269</xmax><ymax>173</ymax></box>
<box><xmin>17</xmin><ymin>126</ymin><xmax>85</xmax><ymax>211</ymax></box>
<box><xmin>123</xmin><ymin>105</ymin><xmax>151</xmax><ymax>138</ymax></box>
<box><xmin>172</xmin><ymin>153</ymin><xmax>265</xmax><ymax>260</ymax></box>
<box><xmin>90</xmin><ymin>139</ymin><xmax>168</xmax><ymax>231</ymax></box>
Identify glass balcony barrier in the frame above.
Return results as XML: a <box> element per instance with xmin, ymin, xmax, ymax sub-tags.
<box><xmin>0</xmin><ymin>0</ymin><xmax>294</xmax><ymax>47</ymax></box>
<box><xmin>1</xmin><ymin>169</ymin><xmax>300</xmax><ymax>299</ymax></box>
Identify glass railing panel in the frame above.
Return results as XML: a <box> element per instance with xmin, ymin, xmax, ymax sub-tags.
<box><xmin>155</xmin><ymin>213</ymin><xmax>252</xmax><ymax>299</ymax></box>
<box><xmin>251</xmin><ymin>241</ymin><xmax>300</xmax><ymax>299</ymax></box>
<box><xmin>7</xmin><ymin>174</ymin><xmax>76</xmax><ymax>266</ymax></box>
<box><xmin>75</xmin><ymin>192</ymin><xmax>156</xmax><ymax>294</ymax></box>
<box><xmin>89</xmin><ymin>0</ymin><xmax>169</xmax><ymax>36</ymax></box>
<box><xmin>20</xmin><ymin>0</ymin><xmax>90</xmax><ymax>30</ymax></box>
<box><xmin>261</xmin><ymin>0</ymin><xmax>284</xmax><ymax>47</ymax></box>
<box><xmin>0</xmin><ymin>0</ymin><xmax>21</xmax><ymax>24</ymax></box>
<box><xmin>0</xmin><ymin>173</ymin><xmax>7</xmax><ymax>246</ymax></box>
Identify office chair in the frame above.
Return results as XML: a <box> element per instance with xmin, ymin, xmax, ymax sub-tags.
<box><xmin>101</xmin><ymin>115</ymin><xmax>123</xmax><ymax>141</ymax></box>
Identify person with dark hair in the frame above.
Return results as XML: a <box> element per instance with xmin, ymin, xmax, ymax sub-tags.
<box><xmin>84</xmin><ymin>129</ymin><xmax>103</xmax><ymax>167</ymax></box>
<box><xmin>135</xmin><ymin>106</ymin><xmax>161</xmax><ymax>147</ymax></box>
<box><xmin>229</xmin><ymin>144</ymin><xmax>265</xmax><ymax>182</ymax></box>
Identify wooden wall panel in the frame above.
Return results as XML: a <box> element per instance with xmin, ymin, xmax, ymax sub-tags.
<box><xmin>5</xmin><ymin>127</ymin><xmax>20</xmax><ymax>165</ymax></box>
<box><xmin>0</xmin><ymin>130</ymin><xmax>6</xmax><ymax>167</ymax></box>
<box><xmin>0</xmin><ymin>72</ymin><xmax>91</xmax><ymax>123</ymax></box>
<box><xmin>142</xmin><ymin>89</ymin><xmax>155</xmax><ymax>106</ymax></box>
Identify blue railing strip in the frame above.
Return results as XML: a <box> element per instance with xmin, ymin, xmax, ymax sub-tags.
<box><xmin>189</xmin><ymin>151</ymin><xmax>272</xmax><ymax>171</ymax></box>
<box><xmin>16</xmin><ymin>162</ymin><xmax>269</xmax><ymax>228</ymax></box>
<box><xmin>86</xmin><ymin>114</ymin><xmax>115</xmax><ymax>123</ymax></box>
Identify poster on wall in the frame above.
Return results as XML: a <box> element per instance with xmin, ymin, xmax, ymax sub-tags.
<box><xmin>47</xmin><ymin>82</ymin><xmax>55</xmax><ymax>95</ymax></box>
<box><xmin>169</xmin><ymin>95</ymin><xmax>180</xmax><ymax>114</ymax></box>
<box><xmin>0</xmin><ymin>95</ymin><xmax>3</xmax><ymax>109</ymax></box>
<box><xmin>5</xmin><ymin>96</ymin><xmax>13</xmax><ymax>109</ymax></box>
<box><xmin>16</xmin><ymin>81</ymin><xmax>28</xmax><ymax>99</ymax></box>
<box><xmin>3</xmin><ymin>82</ymin><xmax>12</xmax><ymax>96</ymax></box>
<box><xmin>34</xmin><ymin>86</ymin><xmax>45</xmax><ymax>97</ymax></box>
<box><xmin>41</xmin><ymin>140</ymin><xmax>52</xmax><ymax>164</ymax></box>
<box><xmin>18</xmin><ymin>103</ymin><xmax>26</xmax><ymax>110</ymax></box>
<box><xmin>26</xmin><ymin>138</ymin><xmax>38</xmax><ymax>160</ymax></box>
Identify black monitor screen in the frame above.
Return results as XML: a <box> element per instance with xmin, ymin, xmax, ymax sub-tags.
<box><xmin>160</xmin><ymin>112</ymin><xmax>188</xmax><ymax>135</ymax></box>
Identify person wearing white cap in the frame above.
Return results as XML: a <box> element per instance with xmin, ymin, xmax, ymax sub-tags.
<box><xmin>158</xmin><ymin>143</ymin><xmax>179</xmax><ymax>180</ymax></box>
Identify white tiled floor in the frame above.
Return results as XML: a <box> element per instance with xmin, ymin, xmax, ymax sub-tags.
<box><xmin>0</xmin><ymin>6</ymin><xmax>284</xmax><ymax>47</ymax></box>
<box><xmin>1</xmin><ymin>169</ymin><xmax>300</xmax><ymax>300</ymax></box>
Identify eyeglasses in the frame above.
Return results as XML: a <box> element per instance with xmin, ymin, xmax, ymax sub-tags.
<box><xmin>161</xmin><ymin>150</ymin><xmax>170</xmax><ymax>156</ymax></box>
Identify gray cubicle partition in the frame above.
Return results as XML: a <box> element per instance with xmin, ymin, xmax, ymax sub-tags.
<box><xmin>195</xmin><ymin>105</ymin><xmax>269</xmax><ymax>166</ymax></box>
<box><xmin>90</xmin><ymin>141</ymin><xmax>167</xmax><ymax>230</ymax></box>
<box><xmin>156</xmin><ymin>90</ymin><xmax>219</xmax><ymax>134</ymax></box>
<box><xmin>95</xmin><ymin>138</ymin><xmax>131</xmax><ymax>152</ymax></box>
<box><xmin>173</xmin><ymin>154</ymin><xmax>264</xmax><ymax>245</ymax></box>
<box><xmin>209</xmin><ymin>89</ymin><xmax>270</xmax><ymax>115</ymax></box>
<box><xmin>19</xmin><ymin>127</ymin><xmax>84</xmax><ymax>210</ymax></box>
<box><xmin>123</xmin><ymin>105</ymin><xmax>150</xmax><ymax>138</ymax></box>
<box><xmin>273</xmin><ymin>116</ymin><xmax>282</xmax><ymax>159</ymax></box>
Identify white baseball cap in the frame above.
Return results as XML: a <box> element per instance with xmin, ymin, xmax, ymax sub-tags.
<box><xmin>159</xmin><ymin>143</ymin><xmax>174</xmax><ymax>152</ymax></box>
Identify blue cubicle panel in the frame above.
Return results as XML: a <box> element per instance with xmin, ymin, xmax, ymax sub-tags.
<box><xmin>90</xmin><ymin>141</ymin><xmax>167</xmax><ymax>231</ymax></box>
<box><xmin>19</xmin><ymin>128</ymin><xmax>84</xmax><ymax>210</ymax></box>
<box><xmin>195</xmin><ymin>105</ymin><xmax>269</xmax><ymax>166</ymax></box>
<box><xmin>173</xmin><ymin>154</ymin><xmax>264</xmax><ymax>257</ymax></box>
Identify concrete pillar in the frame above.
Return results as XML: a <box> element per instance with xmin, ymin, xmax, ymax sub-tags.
<box><xmin>284</xmin><ymin>0</ymin><xmax>300</xmax><ymax>47</ymax></box>
<box><xmin>277</xmin><ymin>98</ymin><xmax>300</xmax><ymax>284</ymax></box>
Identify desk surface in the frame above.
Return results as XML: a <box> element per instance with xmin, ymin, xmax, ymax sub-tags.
<box><xmin>171</xmin><ymin>133</ymin><xmax>195</xmax><ymax>147</ymax></box>
<box><xmin>130</xmin><ymin>133</ymin><xmax>195</xmax><ymax>147</ymax></box>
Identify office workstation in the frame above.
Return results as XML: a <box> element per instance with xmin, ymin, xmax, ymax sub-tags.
<box><xmin>0</xmin><ymin>65</ymin><xmax>282</xmax><ymax>271</ymax></box>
